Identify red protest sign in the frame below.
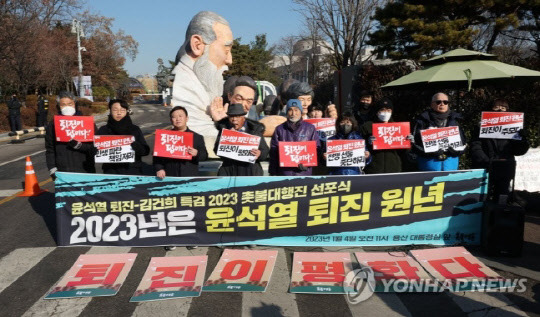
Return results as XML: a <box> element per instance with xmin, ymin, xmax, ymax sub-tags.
<box><xmin>278</xmin><ymin>141</ymin><xmax>318</xmax><ymax>167</ymax></box>
<box><xmin>153</xmin><ymin>129</ymin><xmax>193</xmax><ymax>160</ymax></box>
<box><xmin>305</xmin><ymin>118</ymin><xmax>336</xmax><ymax>141</ymax></box>
<box><xmin>372</xmin><ymin>122</ymin><xmax>411</xmax><ymax>150</ymax></box>
<box><xmin>216</xmin><ymin>129</ymin><xmax>261</xmax><ymax>163</ymax></box>
<box><xmin>45</xmin><ymin>253</ymin><xmax>137</xmax><ymax>299</ymax></box>
<box><xmin>290</xmin><ymin>252</ymin><xmax>354</xmax><ymax>294</ymax></box>
<box><xmin>480</xmin><ymin>112</ymin><xmax>524</xmax><ymax>140</ymax></box>
<box><xmin>54</xmin><ymin>115</ymin><xmax>94</xmax><ymax>142</ymax></box>
<box><xmin>203</xmin><ymin>249</ymin><xmax>278</xmax><ymax>292</ymax></box>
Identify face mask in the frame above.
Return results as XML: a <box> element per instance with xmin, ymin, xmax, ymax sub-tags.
<box><xmin>359</xmin><ymin>102</ymin><xmax>370</xmax><ymax>109</ymax></box>
<box><xmin>377</xmin><ymin>111</ymin><xmax>392</xmax><ymax>122</ymax></box>
<box><xmin>340</xmin><ymin>124</ymin><xmax>352</xmax><ymax>134</ymax></box>
<box><xmin>61</xmin><ymin>106</ymin><xmax>76</xmax><ymax>116</ymax></box>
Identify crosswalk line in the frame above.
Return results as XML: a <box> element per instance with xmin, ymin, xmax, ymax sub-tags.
<box><xmin>340</xmin><ymin>247</ymin><xmax>412</xmax><ymax>317</ymax></box>
<box><xmin>21</xmin><ymin>247</ymin><xmax>131</xmax><ymax>317</ymax></box>
<box><xmin>242</xmin><ymin>247</ymin><xmax>300</xmax><ymax>317</ymax></box>
<box><xmin>448</xmin><ymin>291</ymin><xmax>528</xmax><ymax>316</ymax></box>
<box><xmin>0</xmin><ymin>247</ymin><xmax>55</xmax><ymax>293</ymax></box>
<box><xmin>132</xmin><ymin>247</ymin><xmax>209</xmax><ymax>317</ymax></box>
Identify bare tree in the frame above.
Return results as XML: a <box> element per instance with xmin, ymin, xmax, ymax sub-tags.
<box><xmin>274</xmin><ymin>35</ymin><xmax>302</xmax><ymax>80</ymax></box>
<box><xmin>293</xmin><ymin>0</ymin><xmax>380</xmax><ymax>69</ymax></box>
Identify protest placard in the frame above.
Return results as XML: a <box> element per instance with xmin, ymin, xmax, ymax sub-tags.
<box><xmin>410</xmin><ymin>247</ymin><xmax>505</xmax><ymax>291</ymax></box>
<box><xmin>278</xmin><ymin>141</ymin><xmax>318</xmax><ymax>167</ymax></box>
<box><xmin>480</xmin><ymin>112</ymin><xmax>524</xmax><ymax>140</ymax></box>
<box><xmin>216</xmin><ymin>129</ymin><xmax>260</xmax><ymax>163</ymax></box>
<box><xmin>45</xmin><ymin>253</ymin><xmax>136</xmax><ymax>299</ymax></box>
<box><xmin>355</xmin><ymin>252</ymin><xmax>432</xmax><ymax>292</ymax></box>
<box><xmin>203</xmin><ymin>249</ymin><xmax>277</xmax><ymax>292</ymax></box>
<box><xmin>54</xmin><ymin>115</ymin><xmax>94</xmax><ymax>142</ymax></box>
<box><xmin>420</xmin><ymin>127</ymin><xmax>465</xmax><ymax>153</ymax></box>
<box><xmin>130</xmin><ymin>256</ymin><xmax>207</xmax><ymax>302</ymax></box>
<box><xmin>94</xmin><ymin>135</ymin><xmax>135</xmax><ymax>163</ymax></box>
<box><xmin>372</xmin><ymin>122</ymin><xmax>411</xmax><ymax>150</ymax></box>
<box><xmin>290</xmin><ymin>252</ymin><xmax>354</xmax><ymax>294</ymax></box>
<box><xmin>153</xmin><ymin>129</ymin><xmax>193</xmax><ymax>160</ymax></box>
<box><xmin>305</xmin><ymin>118</ymin><xmax>336</xmax><ymax>141</ymax></box>
<box><xmin>326</xmin><ymin>139</ymin><xmax>365</xmax><ymax>167</ymax></box>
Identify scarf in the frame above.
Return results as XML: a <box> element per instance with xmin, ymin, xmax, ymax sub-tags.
<box><xmin>107</xmin><ymin>114</ymin><xmax>133</xmax><ymax>135</ymax></box>
<box><xmin>286</xmin><ymin>119</ymin><xmax>302</xmax><ymax>132</ymax></box>
<box><xmin>429</xmin><ymin>109</ymin><xmax>450</xmax><ymax>128</ymax></box>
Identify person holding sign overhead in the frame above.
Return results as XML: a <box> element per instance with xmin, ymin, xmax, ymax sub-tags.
<box><xmin>470</xmin><ymin>99</ymin><xmax>529</xmax><ymax>200</ymax></box>
<box><xmin>269</xmin><ymin>99</ymin><xmax>321</xmax><ymax>176</ymax></box>
<box><xmin>325</xmin><ymin>112</ymin><xmax>371</xmax><ymax>175</ymax></box>
<box><xmin>412</xmin><ymin>93</ymin><xmax>466</xmax><ymax>171</ymax></box>
<box><xmin>154</xmin><ymin>106</ymin><xmax>208</xmax><ymax>178</ymax></box>
<box><xmin>96</xmin><ymin>99</ymin><xmax>150</xmax><ymax>175</ymax></box>
<box><xmin>45</xmin><ymin>91</ymin><xmax>97</xmax><ymax>180</ymax></box>
<box><xmin>361</xmin><ymin>98</ymin><xmax>412</xmax><ymax>174</ymax></box>
<box><xmin>214</xmin><ymin>103</ymin><xmax>268</xmax><ymax>176</ymax></box>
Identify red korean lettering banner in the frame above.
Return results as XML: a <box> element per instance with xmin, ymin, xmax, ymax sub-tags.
<box><xmin>479</xmin><ymin>112</ymin><xmax>524</xmax><ymax>140</ymax></box>
<box><xmin>290</xmin><ymin>252</ymin><xmax>354</xmax><ymax>294</ymax></box>
<box><xmin>45</xmin><ymin>253</ymin><xmax>137</xmax><ymax>299</ymax></box>
<box><xmin>372</xmin><ymin>122</ymin><xmax>411</xmax><ymax>150</ymax></box>
<box><xmin>131</xmin><ymin>256</ymin><xmax>207</xmax><ymax>302</ymax></box>
<box><xmin>410</xmin><ymin>246</ymin><xmax>504</xmax><ymax>291</ymax></box>
<box><xmin>326</xmin><ymin>139</ymin><xmax>366</xmax><ymax>167</ymax></box>
<box><xmin>216</xmin><ymin>129</ymin><xmax>260</xmax><ymax>163</ymax></box>
<box><xmin>203</xmin><ymin>249</ymin><xmax>278</xmax><ymax>292</ymax></box>
<box><xmin>94</xmin><ymin>135</ymin><xmax>135</xmax><ymax>163</ymax></box>
<box><xmin>153</xmin><ymin>129</ymin><xmax>193</xmax><ymax>160</ymax></box>
<box><xmin>278</xmin><ymin>141</ymin><xmax>318</xmax><ymax>167</ymax></box>
<box><xmin>54</xmin><ymin>115</ymin><xmax>94</xmax><ymax>142</ymax></box>
<box><xmin>420</xmin><ymin>126</ymin><xmax>465</xmax><ymax>153</ymax></box>
<box><xmin>305</xmin><ymin>118</ymin><xmax>336</xmax><ymax>141</ymax></box>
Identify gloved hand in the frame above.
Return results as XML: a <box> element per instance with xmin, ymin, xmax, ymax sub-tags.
<box><xmin>369</xmin><ymin>136</ymin><xmax>377</xmax><ymax>145</ymax></box>
<box><xmin>49</xmin><ymin>167</ymin><xmax>57</xmax><ymax>181</ymax></box>
<box><xmin>68</xmin><ymin>139</ymin><xmax>82</xmax><ymax>150</ymax></box>
<box><xmin>406</xmin><ymin>134</ymin><xmax>414</xmax><ymax>141</ymax></box>
<box><xmin>298</xmin><ymin>163</ymin><xmax>308</xmax><ymax>172</ymax></box>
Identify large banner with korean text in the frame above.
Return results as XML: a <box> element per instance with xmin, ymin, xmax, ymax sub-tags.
<box><xmin>55</xmin><ymin>170</ymin><xmax>487</xmax><ymax>247</ymax></box>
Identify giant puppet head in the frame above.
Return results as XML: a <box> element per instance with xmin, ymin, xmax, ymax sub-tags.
<box><xmin>171</xmin><ymin>11</ymin><xmax>233</xmax><ymax>136</ymax></box>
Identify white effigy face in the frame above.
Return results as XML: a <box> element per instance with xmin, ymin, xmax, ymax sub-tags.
<box><xmin>172</xmin><ymin>18</ymin><xmax>233</xmax><ymax>138</ymax></box>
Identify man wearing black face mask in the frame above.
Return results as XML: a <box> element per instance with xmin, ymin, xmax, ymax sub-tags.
<box><xmin>470</xmin><ymin>98</ymin><xmax>529</xmax><ymax>201</ymax></box>
<box><xmin>353</xmin><ymin>90</ymin><xmax>374</xmax><ymax>127</ymax></box>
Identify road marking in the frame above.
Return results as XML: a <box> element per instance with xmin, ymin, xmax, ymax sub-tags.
<box><xmin>132</xmin><ymin>247</ymin><xmax>209</xmax><ymax>317</ymax></box>
<box><xmin>241</xmin><ymin>247</ymin><xmax>300</xmax><ymax>317</ymax></box>
<box><xmin>148</xmin><ymin>110</ymin><xmax>155</xmax><ymax>112</ymax></box>
<box><xmin>0</xmin><ymin>247</ymin><xmax>55</xmax><ymax>293</ymax></box>
<box><xmin>21</xmin><ymin>247</ymin><xmax>131</xmax><ymax>317</ymax></box>
<box><xmin>0</xmin><ymin>178</ymin><xmax>51</xmax><ymax>206</ymax></box>
<box><xmin>0</xmin><ymin>150</ymin><xmax>45</xmax><ymax>167</ymax></box>
<box><xmin>0</xmin><ymin>189</ymin><xmax>23</xmax><ymax>197</ymax></box>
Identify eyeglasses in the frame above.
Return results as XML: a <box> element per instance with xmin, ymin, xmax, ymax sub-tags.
<box><xmin>435</xmin><ymin>100</ymin><xmax>449</xmax><ymax>105</ymax></box>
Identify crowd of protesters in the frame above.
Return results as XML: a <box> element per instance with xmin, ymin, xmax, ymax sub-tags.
<box><xmin>44</xmin><ymin>77</ymin><xmax>530</xmax><ymax>203</ymax></box>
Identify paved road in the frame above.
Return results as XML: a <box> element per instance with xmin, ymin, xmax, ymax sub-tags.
<box><xmin>0</xmin><ymin>104</ymin><xmax>538</xmax><ymax>316</ymax></box>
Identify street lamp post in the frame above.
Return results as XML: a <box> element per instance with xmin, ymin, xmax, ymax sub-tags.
<box><xmin>71</xmin><ymin>19</ymin><xmax>85</xmax><ymax>98</ymax></box>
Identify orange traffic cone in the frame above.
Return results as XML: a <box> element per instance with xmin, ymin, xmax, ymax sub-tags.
<box><xmin>19</xmin><ymin>156</ymin><xmax>46</xmax><ymax>196</ymax></box>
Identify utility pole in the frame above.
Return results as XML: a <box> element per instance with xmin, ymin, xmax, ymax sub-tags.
<box><xmin>71</xmin><ymin>19</ymin><xmax>85</xmax><ymax>97</ymax></box>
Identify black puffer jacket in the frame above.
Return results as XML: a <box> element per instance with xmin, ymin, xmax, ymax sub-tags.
<box><xmin>45</xmin><ymin>117</ymin><xmax>96</xmax><ymax>174</ymax></box>
<box><xmin>153</xmin><ymin>128</ymin><xmax>208</xmax><ymax>177</ymax></box>
<box><xmin>214</xmin><ymin>118</ymin><xmax>269</xmax><ymax>176</ymax></box>
<box><xmin>470</xmin><ymin>127</ymin><xmax>529</xmax><ymax>168</ymax></box>
<box><xmin>96</xmin><ymin>115</ymin><xmax>150</xmax><ymax>175</ymax></box>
